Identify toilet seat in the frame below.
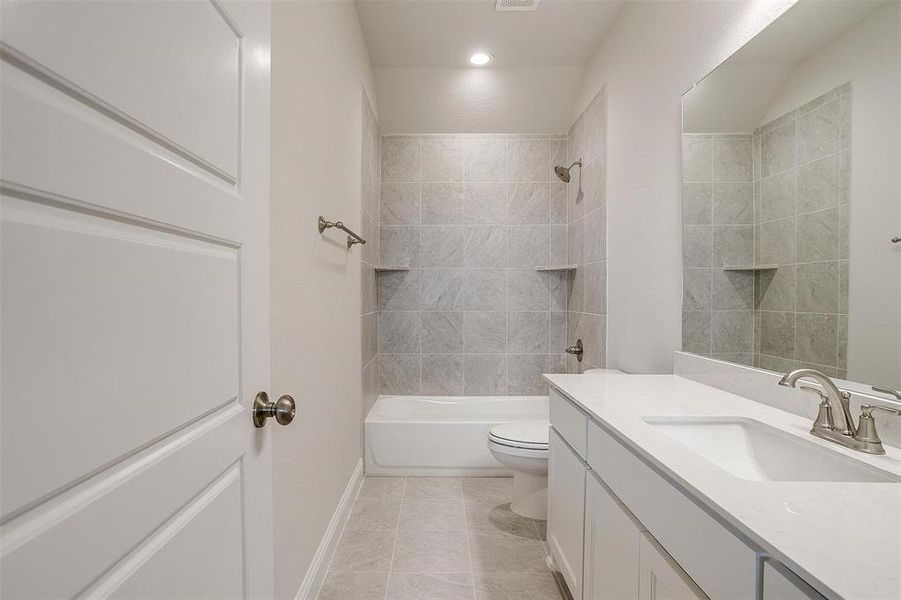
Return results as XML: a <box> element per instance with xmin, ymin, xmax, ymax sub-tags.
<box><xmin>488</xmin><ymin>421</ymin><xmax>548</xmax><ymax>451</ymax></box>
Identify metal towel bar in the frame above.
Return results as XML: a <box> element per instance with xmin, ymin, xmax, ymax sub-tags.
<box><xmin>318</xmin><ymin>216</ymin><xmax>366</xmax><ymax>249</ymax></box>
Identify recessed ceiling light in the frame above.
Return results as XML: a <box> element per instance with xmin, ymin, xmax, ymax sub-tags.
<box><xmin>469</xmin><ymin>52</ymin><xmax>493</xmax><ymax>66</ymax></box>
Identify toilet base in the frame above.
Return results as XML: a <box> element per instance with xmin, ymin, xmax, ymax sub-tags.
<box><xmin>510</xmin><ymin>471</ymin><xmax>548</xmax><ymax>520</ymax></box>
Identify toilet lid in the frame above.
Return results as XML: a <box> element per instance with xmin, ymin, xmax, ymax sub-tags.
<box><xmin>488</xmin><ymin>421</ymin><xmax>549</xmax><ymax>450</ymax></box>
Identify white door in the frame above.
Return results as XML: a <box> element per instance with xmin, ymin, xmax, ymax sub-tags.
<box><xmin>0</xmin><ymin>1</ymin><xmax>276</xmax><ymax>598</ymax></box>
<box><xmin>583</xmin><ymin>471</ymin><xmax>643</xmax><ymax>600</ymax></box>
<box><xmin>547</xmin><ymin>429</ymin><xmax>586</xmax><ymax>600</ymax></box>
<box><xmin>639</xmin><ymin>532</ymin><xmax>708</xmax><ymax>600</ymax></box>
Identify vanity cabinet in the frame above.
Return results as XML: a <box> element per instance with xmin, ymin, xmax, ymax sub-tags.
<box><xmin>548</xmin><ymin>428</ymin><xmax>586</xmax><ymax>599</ymax></box>
<box><xmin>761</xmin><ymin>560</ymin><xmax>826</xmax><ymax>599</ymax></box>
<box><xmin>639</xmin><ymin>532</ymin><xmax>707</xmax><ymax>600</ymax></box>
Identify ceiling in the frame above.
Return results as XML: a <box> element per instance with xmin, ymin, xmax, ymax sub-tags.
<box><xmin>355</xmin><ymin>0</ymin><xmax>627</xmax><ymax>68</ymax></box>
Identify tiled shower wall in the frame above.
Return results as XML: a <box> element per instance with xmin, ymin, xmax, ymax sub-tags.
<box><xmin>361</xmin><ymin>93</ymin><xmax>380</xmax><ymax>419</ymax></box>
<box><xmin>376</xmin><ymin>134</ymin><xmax>569</xmax><ymax>396</ymax></box>
<box><xmin>566</xmin><ymin>88</ymin><xmax>607</xmax><ymax>372</ymax></box>
<box><xmin>681</xmin><ymin>84</ymin><xmax>850</xmax><ymax>378</ymax></box>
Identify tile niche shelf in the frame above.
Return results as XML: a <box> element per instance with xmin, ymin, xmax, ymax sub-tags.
<box><xmin>535</xmin><ymin>265</ymin><xmax>578</xmax><ymax>272</ymax></box>
<box><xmin>721</xmin><ymin>264</ymin><xmax>779</xmax><ymax>272</ymax></box>
<box><xmin>374</xmin><ymin>266</ymin><xmax>411</xmax><ymax>272</ymax></box>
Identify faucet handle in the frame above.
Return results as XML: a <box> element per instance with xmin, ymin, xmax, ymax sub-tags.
<box><xmin>853</xmin><ymin>404</ymin><xmax>901</xmax><ymax>451</ymax></box>
<box><xmin>860</xmin><ymin>404</ymin><xmax>901</xmax><ymax>418</ymax></box>
<box><xmin>800</xmin><ymin>385</ymin><xmax>828</xmax><ymax>401</ymax></box>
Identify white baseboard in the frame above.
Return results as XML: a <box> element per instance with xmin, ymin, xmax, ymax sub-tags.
<box><xmin>294</xmin><ymin>458</ymin><xmax>364</xmax><ymax>600</ymax></box>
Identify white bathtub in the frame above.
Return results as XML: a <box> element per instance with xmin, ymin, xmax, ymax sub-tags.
<box><xmin>365</xmin><ymin>395</ymin><xmax>549</xmax><ymax>476</ymax></box>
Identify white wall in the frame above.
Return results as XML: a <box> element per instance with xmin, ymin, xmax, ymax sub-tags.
<box><xmin>374</xmin><ymin>66</ymin><xmax>582</xmax><ymax>134</ymax></box>
<box><xmin>270</xmin><ymin>2</ymin><xmax>376</xmax><ymax>598</ymax></box>
<box><xmin>574</xmin><ymin>0</ymin><xmax>795</xmax><ymax>374</ymax></box>
<box><xmin>758</xmin><ymin>3</ymin><xmax>900</xmax><ymax>388</ymax></box>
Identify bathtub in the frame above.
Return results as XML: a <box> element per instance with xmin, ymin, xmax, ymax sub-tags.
<box><xmin>365</xmin><ymin>395</ymin><xmax>549</xmax><ymax>476</ymax></box>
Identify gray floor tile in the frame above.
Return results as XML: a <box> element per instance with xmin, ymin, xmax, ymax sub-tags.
<box><xmin>329</xmin><ymin>529</ymin><xmax>395</xmax><ymax>572</ymax></box>
<box><xmin>359</xmin><ymin>476</ymin><xmax>406</xmax><ymax>499</ymax></box>
<box><xmin>392</xmin><ymin>530</ymin><xmax>471</xmax><ymax>572</ymax></box>
<box><xmin>465</xmin><ymin>500</ymin><xmax>539</xmax><ymax>540</ymax></box>
<box><xmin>346</xmin><ymin>497</ymin><xmax>402</xmax><ymax>530</ymax></box>
<box><xmin>474</xmin><ymin>572</ymin><xmax>565</xmax><ymax>600</ymax></box>
<box><xmin>469</xmin><ymin>532</ymin><xmax>548</xmax><ymax>573</ymax></box>
<box><xmin>462</xmin><ymin>477</ymin><xmax>513</xmax><ymax>502</ymax></box>
<box><xmin>318</xmin><ymin>571</ymin><xmax>389</xmax><ymax>600</ymax></box>
<box><xmin>399</xmin><ymin>498</ymin><xmax>466</xmax><ymax>532</ymax></box>
<box><xmin>405</xmin><ymin>476</ymin><xmax>464</xmax><ymax>499</ymax></box>
<box><xmin>387</xmin><ymin>573</ymin><xmax>475</xmax><ymax>600</ymax></box>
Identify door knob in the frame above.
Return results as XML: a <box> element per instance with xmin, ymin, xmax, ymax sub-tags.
<box><xmin>252</xmin><ymin>391</ymin><xmax>296</xmax><ymax>428</ymax></box>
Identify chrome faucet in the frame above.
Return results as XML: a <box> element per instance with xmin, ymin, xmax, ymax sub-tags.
<box><xmin>779</xmin><ymin>369</ymin><xmax>901</xmax><ymax>455</ymax></box>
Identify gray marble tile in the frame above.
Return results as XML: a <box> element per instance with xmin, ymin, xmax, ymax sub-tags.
<box><xmin>346</xmin><ymin>497</ymin><xmax>402</xmax><ymax>530</ymax></box>
<box><xmin>760</xmin><ymin>123</ymin><xmax>796</xmax><ymax>178</ymax></box>
<box><xmin>550</xmin><ymin>271</ymin><xmax>567</xmax><ymax>311</ymax></box>
<box><xmin>465</xmin><ymin>139</ymin><xmax>507</xmax><ymax>182</ymax></box>
<box><xmin>566</xmin><ymin>268</ymin><xmax>583</xmax><ymax>313</ymax></box>
<box><xmin>713</xmin><ymin>225</ymin><xmax>753</xmax><ymax>267</ymax></box>
<box><xmin>379</xmin><ymin>269</ymin><xmax>421</xmax><ymax>310</ymax></box>
<box><xmin>839</xmin><ymin>203</ymin><xmax>849</xmax><ymax>260</ymax></box>
<box><xmin>380</xmin><ymin>311</ymin><xmax>421</xmax><ymax>353</ymax></box>
<box><xmin>798</xmin><ymin>100</ymin><xmax>839</xmax><ymax>164</ymax></box>
<box><xmin>329</xmin><ymin>529</ymin><xmax>395</xmax><ymax>572</ymax></box>
<box><xmin>398</xmin><ymin>499</ymin><xmax>466</xmax><ymax>532</ymax></box>
<box><xmin>756</xmin><ymin>266</ymin><xmax>796</xmax><ymax>312</ymax></box>
<box><xmin>683</xmin><ymin>183</ymin><xmax>712</xmax><ymax>225</ymax></box>
<box><xmin>463</xmin><ymin>268</ymin><xmax>506</xmax><ymax>310</ymax></box>
<box><xmin>462</xmin><ymin>477</ymin><xmax>512</xmax><ymax>502</ymax></box>
<box><xmin>713</xmin><ymin>183</ymin><xmax>753</xmax><ymax>225</ymax></box>
<box><xmin>464</xmin><ymin>312</ymin><xmax>506</xmax><ymax>353</ymax></box>
<box><xmin>567</xmin><ymin>219</ymin><xmax>583</xmax><ymax>264</ymax></box>
<box><xmin>359</xmin><ymin>477</ymin><xmax>405</xmax><ymax>499</ymax></box>
<box><xmin>797</xmin><ymin>208</ymin><xmax>839</xmax><ymax>263</ymax></box>
<box><xmin>759</xmin><ymin>311</ymin><xmax>794</xmax><ymax>359</ymax></box>
<box><xmin>758</xmin><ymin>170</ymin><xmax>796</xmax><ymax>223</ymax></box>
<box><xmin>579</xmin><ymin>159</ymin><xmax>605</xmax><ymax>215</ymax></box>
<box><xmin>682</xmin><ymin>311</ymin><xmax>711</xmax><ymax>353</ymax></box>
<box><xmin>392</xmin><ymin>530</ymin><xmax>471</xmax><ymax>573</ymax></box>
<box><xmin>361</xmin><ymin>264</ymin><xmax>377</xmax><ymax>315</ymax></box>
<box><xmin>550</xmin><ymin>225</ymin><xmax>567</xmax><ymax>265</ymax></box>
<box><xmin>380</xmin><ymin>354</ymin><xmax>420</xmax><ymax>394</ymax></box>
<box><xmin>507</xmin><ymin>269</ymin><xmax>550</xmax><ymax>310</ymax></box>
<box><xmin>473</xmin><ymin>572</ymin><xmax>564</xmax><ymax>600</ymax></box>
<box><xmin>423</xmin><ymin>183</ymin><xmax>465</xmax><ymax>224</ymax></box>
<box><xmin>468</xmin><ymin>532</ymin><xmax>548</xmax><ymax>572</ymax></box>
<box><xmin>421</xmin><ymin>268</ymin><xmax>464</xmax><ymax>311</ymax></box>
<box><xmin>362</xmin><ymin>359</ymin><xmax>379</xmax><ymax>416</ymax></box>
<box><xmin>682</xmin><ymin>137</ymin><xmax>712</xmax><ymax>182</ymax></box>
<box><xmin>465</xmin><ymin>500</ymin><xmax>540</xmax><ymax>540</ymax></box>
<box><xmin>405</xmin><ymin>477</ymin><xmax>463</xmax><ymax>499</ymax></box>
<box><xmin>581</xmin><ymin>261</ymin><xmax>606</xmax><ymax>315</ymax></box>
<box><xmin>464</xmin><ymin>354</ymin><xmax>506</xmax><ymax>395</ymax></box>
<box><xmin>387</xmin><ymin>573</ymin><xmax>474</xmax><ymax>600</ymax></box>
<box><xmin>582</xmin><ymin>207</ymin><xmax>606</xmax><ymax>263</ymax></box>
<box><xmin>550</xmin><ymin>312</ymin><xmax>567</xmax><ymax>353</ymax></box>
<box><xmin>839</xmin><ymin>149</ymin><xmax>851</xmax><ymax>204</ymax></box>
<box><xmin>382</xmin><ymin>137</ymin><xmax>420</xmax><ymax>182</ymax></box>
<box><xmin>711</xmin><ymin>311</ymin><xmax>753</xmax><ymax>353</ymax></box>
<box><xmin>580</xmin><ymin>313</ymin><xmax>606</xmax><ymax>367</ymax></box>
<box><xmin>839</xmin><ymin>261</ymin><xmax>849</xmax><ymax>314</ymax></box>
<box><xmin>713</xmin><ymin>138</ymin><xmax>752</xmax><ymax>182</ymax></box>
<box><xmin>319</xmin><ymin>572</ymin><xmax>388</xmax><ymax>600</ymax></box>
<box><xmin>381</xmin><ymin>226</ymin><xmax>421</xmax><ymax>267</ymax></box>
<box><xmin>549</xmin><ymin>353</ymin><xmax>568</xmax><ymax>375</ymax></box>
<box><xmin>422</xmin><ymin>138</ymin><xmax>464</xmax><ymax>182</ymax></box>
<box><xmin>421</xmin><ymin>354</ymin><xmax>465</xmax><ymax>396</ymax></box>
<box><xmin>682</xmin><ymin>268</ymin><xmax>711</xmax><ymax>311</ymax></box>
<box><xmin>796</xmin><ymin>313</ymin><xmax>837</xmax><ymax>366</ymax></box>
<box><xmin>422</xmin><ymin>225</ymin><xmax>465</xmax><ymax>267</ymax></box>
<box><xmin>508</xmin><ymin>225</ymin><xmax>549</xmax><ymax>267</ymax></box>
<box><xmin>508</xmin><ymin>183</ymin><xmax>550</xmax><ymax>224</ymax></box>
<box><xmin>381</xmin><ymin>183</ymin><xmax>421</xmax><ymax>225</ymax></box>
<box><xmin>712</xmin><ymin>270</ymin><xmax>753</xmax><ymax>310</ymax></box>
<box><xmin>465</xmin><ymin>226</ymin><xmax>507</xmax><ymax>267</ymax></box>
<box><xmin>837</xmin><ymin>314</ymin><xmax>848</xmax><ymax>369</ymax></box>
<box><xmin>509</xmin><ymin>139</ymin><xmax>548</xmax><ymax>182</ymax></box>
<box><xmin>548</xmin><ymin>138</ymin><xmax>567</xmax><ymax>182</ymax></box>
<box><xmin>507</xmin><ymin>312</ymin><xmax>549</xmax><ymax>354</ymax></box>
<box><xmin>683</xmin><ymin>225</ymin><xmax>712</xmax><ymax>267</ymax></box>
<box><xmin>465</xmin><ymin>183</ymin><xmax>507</xmax><ymax>224</ymax></box>
<box><xmin>796</xmin><ymin>261</ymin><xmax>838</xmax><ymax>314</ymax></box>
<box><xmin>756</xmin><ymin>353</ymin><xmax>796</xmax><ymax>374</ymax></box>
<box><xmin>362</xmin><ymin>313</ymin><xmax>378</xmax><ymax>366</ymax></box>
<box><xmin>550</xmin><ymin>183</ymin><xmax>567</xmax><ymax>224</ymax></box>
<box><xmin>797</xmin><ymin>154</ymin><xmax>839</xmax><ymax>214</ymax></box>
<box><xmin>757</xmin><ymin>217</ymin><xmax>796</xmax><ymax>265</ymax></box>
<box><xmin>362</xmin><ymin>212</ymin><xmax>378</xmax><ymax>265</ymax></box>
<box><xmin>421</xmin><ymin>311</ymin><xmax>464</xmax><ymax>353</ymax></box>
<box><xmin>840</xmin><ymin>92</ymin><xmax>852</xmax><ymax>151</ymax></box>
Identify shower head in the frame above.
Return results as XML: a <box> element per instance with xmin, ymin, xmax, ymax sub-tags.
<box><xmin>554</xmin><ymin>160</ymin><xmax>582</xmax><ymax>183</ymax></box>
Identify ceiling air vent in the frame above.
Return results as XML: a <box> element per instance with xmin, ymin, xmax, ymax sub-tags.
<box><xmin>495</xmin><ymin>0</ymin><xmax>539</xmax><ymax>12</ymax></box>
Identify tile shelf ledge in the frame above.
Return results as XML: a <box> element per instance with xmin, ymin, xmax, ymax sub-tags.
<box><xmin>721</xmin><ymin>264</ymin><xmax>779</xmax><ymax>272</ymax></box>
<box><xmin>374</xmin><ymin>266</ymin><xmax>411</xmax><ymax>272</ymax></box>
<box><xmin>535</xmin><ymin>265</ymin><xmax>578</xmax><ymax>272</ymax></box>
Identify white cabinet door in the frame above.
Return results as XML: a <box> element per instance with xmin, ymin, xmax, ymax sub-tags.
<box><xmin>583</xmin><ymin>471</ymin><xmax>644</xmax><ymax>600</ymax></box>
<box><xmin>762</xmin><ymin>561</ymin><xmax>826</xmax><ymax>599</ymax></box>
<box><xmin>639</xmin><ymin>532</ymin><xmax>708</xmax><ymax>600</ymax></box>
<box><xmin>0</xmin><ymin>1</ymin><xmax>274</xmax><ymax>598</ymax></box>
<box><xmin>548</xmin><ymin>428</ymin><xmax>587</xmax><ymax>599</ymax></box>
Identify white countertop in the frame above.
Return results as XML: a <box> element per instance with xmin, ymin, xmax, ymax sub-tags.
<box><xmin>544</xmin><ymin>373</ymin><xmax>901</xmax><ymax>600</ymax></box>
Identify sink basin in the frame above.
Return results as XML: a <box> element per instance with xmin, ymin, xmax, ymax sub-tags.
<box><xmin>643</xmin><ymin>417</ymin><xmax>900</xmax><ymax>483</ymax></box>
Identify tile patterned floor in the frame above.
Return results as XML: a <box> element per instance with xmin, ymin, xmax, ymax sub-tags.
<box><xmin>318</xmin><ymin>477</ymin><xmax>572</xmax><ymax>600</ymax></box>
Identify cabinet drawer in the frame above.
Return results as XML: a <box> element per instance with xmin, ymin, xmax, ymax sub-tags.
<box><xmin>587</xmin><ymin>421</ymin><xmax>757</xmax><ymax>599</ymax></box>
<box><xmin>550</xmin><ymin>386</ymin><xmax>588</xmax><ymax>458</ymax></box>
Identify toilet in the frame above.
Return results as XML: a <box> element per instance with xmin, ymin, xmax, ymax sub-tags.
<box><xmin>487</xmin><ymin>421</ymin><xmax>549</xmax><ymax>519</ymax></box>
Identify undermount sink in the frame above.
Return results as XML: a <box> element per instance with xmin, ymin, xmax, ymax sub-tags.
<box><xmin>643</xmin><ymin>417</ymin><xmax>900</xmax><ymax>483</ymax></box>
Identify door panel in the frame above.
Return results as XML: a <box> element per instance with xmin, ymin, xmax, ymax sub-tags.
<box><xmin>639</xmin><ymin>532</ymin><xmax>708</xmax><ymax>600</ymax></box>
<box><xmin>0</xmin><ymin>1</ymin><xmax>273</xmax><ymax>597</ymax></box>
<box><xmin>547</xmin><ymin>429</ymin><xmax>586</xmax><ymax>599</ymax></box>
<box><xmin>1</xmin><ymin>0</ymin><xmax>240</xmax><ymax>179</ymax></box>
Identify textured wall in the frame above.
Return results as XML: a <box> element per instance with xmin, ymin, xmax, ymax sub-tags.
<box><xmin>376</xmin><ymin>134</ymin><xmax>569</xmax><ymax>396</ymax></box>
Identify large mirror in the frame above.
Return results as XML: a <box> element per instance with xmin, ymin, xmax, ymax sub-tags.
<box><xmin>681</xmin><ymin>0</ymin><xmax>900</xmax><ymax>394</ymax></box>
